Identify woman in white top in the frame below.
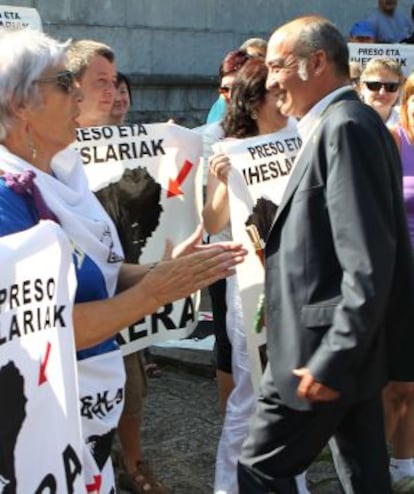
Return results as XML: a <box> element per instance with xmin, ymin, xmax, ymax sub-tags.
<box><xmin>203</xmin><ymin>58</ymin><xmax>308</xmax><ymax>494</ymax></box>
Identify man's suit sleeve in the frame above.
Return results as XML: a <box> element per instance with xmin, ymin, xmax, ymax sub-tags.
<box><xmin>306</xmin><ymin>111</ymin><xmax>399</xmax><ymax>391</ymax></box>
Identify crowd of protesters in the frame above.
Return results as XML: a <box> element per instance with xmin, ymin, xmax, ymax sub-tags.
<box><xmin>2</xmin><ymin>2</ymin><xmax>414</xmax><ymax>493</ymax></box>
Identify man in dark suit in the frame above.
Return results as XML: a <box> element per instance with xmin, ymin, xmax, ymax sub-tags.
<box><xmin>237</xmin><ymin>15</ymin><xmax>414</xmax><ymax>494</ymax></box>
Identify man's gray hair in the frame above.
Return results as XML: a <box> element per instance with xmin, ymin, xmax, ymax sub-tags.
<box><xmin>0</xmin><ymin>29</ymin><xmax>69</xmax><ymax>141</ymax></box>
<box><xmin>66</xmin><ymin>39</ymin><xmax>115</xmax><ymax>80</ymax></box>
<box><xmin>293</xmin><ymin>17</ymin><xmax>350</xmax><ymax>78</ymax></box>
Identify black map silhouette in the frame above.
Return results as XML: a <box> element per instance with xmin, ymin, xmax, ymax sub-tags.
<box><xmin>245</xmin><ymin>196</ymin><xmax>278</xmax><ymax>242</ymax></box>
<box><xmin>96</xmin><ymin>167</ymin><xmax>163</xmax><ymax>263</ymax></box>
<box><xmin>0</xmin><ymin>361</ymin><xmax>27</xmax><ymax>493</ymax></box>
<box><xmin>86</xmin><ymin>428</ymin><xmax>116</xmax><ymax>472</ymax></box>
<box><xmin>245</xmin><ymin>197</ymin><xmax>278</xmax><ymax>372</ymax></box>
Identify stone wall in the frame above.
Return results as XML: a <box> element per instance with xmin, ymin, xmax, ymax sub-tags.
<box><xmin>5</xmin><ymin>0</ymin><xmax>413</xmax><ymax>126</ymax></box>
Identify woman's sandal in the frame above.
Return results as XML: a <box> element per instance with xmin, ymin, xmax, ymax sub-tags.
<box><xmin>118</xmin><ymin>460</ymin><xmax>170</xmax><ymax>494</ymax></box>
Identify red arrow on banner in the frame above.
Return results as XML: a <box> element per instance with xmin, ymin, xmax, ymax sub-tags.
<box><xmin>86</xmin><ymin>475</ymin><xmax>102</xmax><ymax>493</ymax></box>
<box><xmin>167</xmin><ymin>160</ymin><xmax>193</xmax><ymax>198</ymax></box>
<box><xmin>39</xmin><ymin>341</ymin><xmax>51</xmax><ymax>385</ymax></box>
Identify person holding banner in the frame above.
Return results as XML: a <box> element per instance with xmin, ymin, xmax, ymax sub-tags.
<box><xmin>108</xmin><ymin>71</ymin><xmax>133</xmax><ymax>126</ymax></box>
<box><xmin>106</xmin><ymin>69</ymin><xmax>167</xmax><ymax>493</ymax></box>
<box><xmin>106</xmin><ymin>68</ymin><xmax>168</xmax><ymax>494</ymax></box>
<box><xmin>360</xmin><ymin>57</ymin><xmax>404</xmax><ymax>127</ymax></box>
<box><xmin>386</xmin><ymin>72</ymin><xmax>414</xmax><ymax>491</ymax></box>
<box><xmin>66</xmin><ymin>39</ymin><xmax>118</xmax><ymax>128</ymax></box>
<box><xmin>237</xmin><ymin>15</ymin><xmax>414</xmax><ymax>493</ymax></box>
<box><xmin>0</xmin><ymin>28</ymin><xmax>247</xmax><ymax>494</ymax></box>
<box><xmin>204</xmin><ymin>48</ymin><xmax>252</xmax><ymax>417</ymax></box>
<box><xmin>204</xmin><ymin>57</ymin><xmax>309</xmax><ymax>494</ymax></box>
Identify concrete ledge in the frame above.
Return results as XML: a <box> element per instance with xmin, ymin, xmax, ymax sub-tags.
<box><xmin>150</xmin><ymin>346</ymin><xmax>215</xmax><ymax>378</ymax></box>
<box><xmin>129</xmin><ymin>73</ymin><xmax>218</xmax><ymax>87</ymax></box>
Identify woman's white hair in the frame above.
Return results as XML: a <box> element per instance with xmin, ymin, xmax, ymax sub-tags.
<box><xmin>0</xmin><ymin>29</ymin><xmax>70</xmax><ymax>141</ymax></box>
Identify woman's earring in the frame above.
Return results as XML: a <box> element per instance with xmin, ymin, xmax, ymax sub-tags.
<box><xmin>251</xmin><ymin>111</ymin><xmax>258</xmax><ymax>120</ymax></box>
<box><xmin>26</xmin><ymin>125</ymin><xmax>37</xmax><ymax>161</ymax></box>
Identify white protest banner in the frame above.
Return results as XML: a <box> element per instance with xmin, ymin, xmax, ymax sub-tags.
<box><xmin>0</xmin><ymin>5</ymin><xmax>42</xmax><ymax>31</ymax></box>
<box><xmin>0</xmin><ymin>221</ymin><xmax>84</xmax><ymax>492</ymax></box>
<box><xmin>73</xmin><ymin>122</ymin><xmax>203</xmax><ymax>355</ymax></box>
<box><xmin>217</xmin><ymin>125</ymin><xmax>301</xmax><ymax>390</ymax></box>
<box><xmin>348</xmin><ymin>42</ymin><xmax>414</xmax><ymax>75</ymax></box>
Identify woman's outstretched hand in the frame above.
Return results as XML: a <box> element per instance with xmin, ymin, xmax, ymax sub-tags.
<box><xmin>143</xmin><ymin>234</ymin><xmax>247</xmax><ymax>311</ymax></box>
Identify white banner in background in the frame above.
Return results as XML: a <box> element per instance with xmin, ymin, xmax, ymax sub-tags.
<box><xmin>0</xmin><ymin>5</ymin><xmax>42</xmax><ymax>31</ymax></box>
<box><xmin>73</xmin><ymin>122</ymin><xmax>204</xmax><ymax>355</ymax></box>
<box><xmin>0</xmin><ymin>221</ymin><xmax>83</xmax><ymax>492</ymax></box>
<box><xmin>217</xmin><ymin>127</ymin><xmax>301</xmax><ymax>389</ymax></box>
<box><xmin>348</xmin><ymin>42</ymin><xmax>414</xmax><ymax>75</ymax></box>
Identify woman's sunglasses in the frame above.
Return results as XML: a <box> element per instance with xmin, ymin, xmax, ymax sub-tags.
<box><xmin>34</xmin><ymin>70</ymin><xmax>76</xmax><ymax>93</ymax></box>
<box><xmin>362</xmin><ymin>81</ymin><xmax>400</xmax><ymax>93</ymax></box>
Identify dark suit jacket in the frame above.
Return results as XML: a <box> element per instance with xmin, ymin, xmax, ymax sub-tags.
<box><xmin>264</xmin><ymin>90</ymin><xmax>414</xmax><ymax>411</ymax></box>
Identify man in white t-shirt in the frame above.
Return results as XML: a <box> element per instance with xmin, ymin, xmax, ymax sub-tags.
<box><xmin>66</xmin><ymin>40</ymin><xmax>170</xmax><ymax>494</ymax></box>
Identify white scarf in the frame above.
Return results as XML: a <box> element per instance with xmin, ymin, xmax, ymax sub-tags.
<box><xmin>0</xmin><ymin>144</ymin><xmax>124</xmax><ymax>297</ymax></box>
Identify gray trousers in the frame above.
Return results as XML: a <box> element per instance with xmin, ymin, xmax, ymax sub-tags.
<box><xmin>238</xmin><ymin>365</ymin><xmax>391</xmax><ymax>494</ymax></box>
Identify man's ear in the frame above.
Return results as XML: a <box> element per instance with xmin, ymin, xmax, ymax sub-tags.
<box><xmin>311</xmin><ymin>49</ymin><xmax>327</xmax><ymax>77</ymax></box>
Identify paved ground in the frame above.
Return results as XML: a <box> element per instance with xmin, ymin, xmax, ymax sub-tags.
<box><xmin>114</xmin><ymin>287</ymin><xmax>343</xmax><ymax>493</ymax></box>
<box><xmin>115</xmin><ymin>353</ymin><xmax>343</xmax><ymax>493</ymax></box>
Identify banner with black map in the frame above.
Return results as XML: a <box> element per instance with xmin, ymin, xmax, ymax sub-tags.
<box><xmin>215</xmin><ymin>123</ymin><xmax>301</xmax><ymax>390</ymax></box>
<box><xmin>73</xmin><ymin>122</ymin><xmax>203</xmax><ymax>355</ymax></box>
<box><xmin>0</xmin><ymin>221</ymin><xmax>83</xmax><ymax>492</ymax></box>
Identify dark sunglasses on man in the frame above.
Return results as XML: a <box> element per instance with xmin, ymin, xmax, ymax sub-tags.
<box><xmin>362</xmin><ymin>81</ymin><xmax>400</xmax><ymax>93</ymax></box>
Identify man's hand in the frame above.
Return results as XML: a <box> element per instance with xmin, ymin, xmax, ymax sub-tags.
<box><xmin>293</xmin><ymin>367</ymin><xmax>340</xmax><ymax>403</ymax></box>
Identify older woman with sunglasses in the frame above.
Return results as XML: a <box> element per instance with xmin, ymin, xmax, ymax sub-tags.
<box><xmin>0</xmin><ymin>29</ymin><xmax>246</xmax><ymax>491</ymax></box>
<box><xmin>360</xmin><ymin>58</ymin><xmax>404</xmax><ymax>127</ymax></box>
